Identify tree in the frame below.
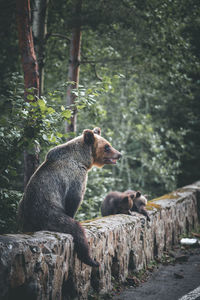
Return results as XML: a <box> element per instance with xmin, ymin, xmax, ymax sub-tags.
<box><xmin>32</xmin><ymin>0</ymin><xmax>49</xmax><ymax>97</ymax></box>
<box><xmin>16</xmin><ymin>0</ymin><xmax>40</xmax><ymax>187</ymax></box>
<box><xmin>65</xmin><ymin>0</ymin><xmax>82</xmax><ymax>134</ymax></box>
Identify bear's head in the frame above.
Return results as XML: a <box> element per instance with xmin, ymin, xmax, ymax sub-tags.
<box><xmin>118</xmin><ymin>193</ymin><xmax>134</xmax><ymax>214</ymax></box>
<box><xmin>134</xmin><ymin>191</ymin><xmax>148</xmax><ymax>206</ymax></box>
<box><xmin>83</xmin><ymin>128</ymin><xmax>121</xmax><ymax>168</ymax></box>
<box><xmin>126</xmin><ymin>190</ymin><xmax>150</xmax><ymax>221</ymax></box>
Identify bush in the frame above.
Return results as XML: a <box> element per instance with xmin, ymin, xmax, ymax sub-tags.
<box><xmin>0</xmin><ymin>189</ymin><xmax>22</xmax><ymax>234</ymax></box>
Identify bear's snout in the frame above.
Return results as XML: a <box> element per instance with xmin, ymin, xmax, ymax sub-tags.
<box><xmin>116</xmin><ymin>152</ymin><xmax>122</xmax><ymax>159</ymax></box>
<box><xmin>112</xmin><ymin>150</ymin><xmax>122</xmax><ymax>160</ymax></box>
<box><xmin>103</xmin><ymin>150</ymin><xmax>122</xmax><ymax>165</ymax></box>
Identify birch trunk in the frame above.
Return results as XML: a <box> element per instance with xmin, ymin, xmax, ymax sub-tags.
<box><xmin>32</xmin><ymin>0</ymin><xmax>49</xmax><ymax>97</ymax></box>
<box><xmin>65</xmin><ymin>0</ymin><xmax>82</xmax><ymax>134</ymax></box>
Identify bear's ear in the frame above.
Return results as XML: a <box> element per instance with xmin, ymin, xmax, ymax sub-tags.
<box><xmin>93</xmin><ymin>127</ymin><xmax>101</xmax><ymax>136</ymax></box>
<box><xmin>123</xmin><ymin>196</ymin><xmax>129</xmax><ymax>203</ymax></box>
<box><xmin>136</xmin><ymin>191</ymin><xmax>141</xmax><ymax>198</ymax></box>
<box><xmin>130</xmin><ymin>194</ymin><xmax>136</xmax><ymax>200</ymax></box>
<box><xmin>83</xmin><ymin>129</ymin><xmax>95</xmax><ymax>145</ymax></box>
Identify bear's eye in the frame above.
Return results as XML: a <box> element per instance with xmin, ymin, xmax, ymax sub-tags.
<box><xmin>104</xmin><ymin>144</ymin><xmax>110</xmax><ymax>152</ymax></box>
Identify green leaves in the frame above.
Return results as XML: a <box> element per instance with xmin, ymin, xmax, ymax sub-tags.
<box><xmin>0</xmin><ymin>77</ymin><xmax>76</xmax><ymax>194</ymax></box>
<box><xmin>0</xmin><ymin>189</ymin><xmax>22</xmax><ymax>234</ymax></box>
<box><xmin>26</xmin><ymin>94</ymin><xmax>35</xmax><ymax>101</ymax></box>
<box><xmin>32</xmin><ymin>99</ymin><xmax>56</xmax><ymax>115</ymax></box>
<box><xmin>61</xmin><ymin>109</ymin><xmax>71</xmax><ymax>119</ymax></box>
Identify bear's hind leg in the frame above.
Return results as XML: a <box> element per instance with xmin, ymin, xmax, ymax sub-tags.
<box><xmin>46</xmin><ymin>210</ymin><xmax>99</xmax><ymax>267</ymax></box>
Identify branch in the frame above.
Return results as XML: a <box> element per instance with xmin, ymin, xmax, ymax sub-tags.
<box><xmin>45</xmin><ymin>32</ymin><xmax>70</xmax><ymax>43</ymax></box>
<box><xmin>81</xmin><ymin>58</ymin><xmax>123</xmax><ymax>64</ymax></box>
<box><xmin>93</xmin><ymin>64</ymin><xmax>102</xmax><ymax>81</ymax></box>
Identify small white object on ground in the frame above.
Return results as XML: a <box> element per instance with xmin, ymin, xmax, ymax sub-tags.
<box><xmin>180</xmin><ymin>238</ymin><xmax>199</xmax><ymax>245</ymax></box>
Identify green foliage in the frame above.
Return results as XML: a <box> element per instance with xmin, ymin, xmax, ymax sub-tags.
<box><xmin>0</xmin><ymin>73</ymin><xmax>73</xmax><ymax>189</ymax></box>
<box><xmin>0</xmin><ymin>189</ymin><xmax>22</xmax><ymax>234</ymax></box>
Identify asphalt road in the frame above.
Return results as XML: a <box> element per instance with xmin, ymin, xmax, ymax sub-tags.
<box><xmin>113</xmin><ymin>252</ymin><xmax>200</xmax><ymax>300</ymax></box>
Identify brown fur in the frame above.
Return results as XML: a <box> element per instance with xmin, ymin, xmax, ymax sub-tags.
<box><xmin>92</xmin><ymin>135</ymin><xmax>120</xmax><ymax>168</ymax></box>
<box><xmin>101</xmin><ymin>191</ymin><xmax>135</xmax><ymax>216</ymax></box>
<box><xmin>125</xmin><ymin>190</ymin><xmax>150</xmax><ymax>221</ymax></box>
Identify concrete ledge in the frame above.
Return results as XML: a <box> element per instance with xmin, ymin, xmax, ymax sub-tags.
<box><xmin>0</xmin><ymin>182</ymin><xmax>200</xmax><ymax>299</ymax></box>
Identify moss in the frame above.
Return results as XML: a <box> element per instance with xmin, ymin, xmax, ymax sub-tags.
<box><xmin>82</xmin><ymin>222</ymin><xmax>104</xmax><ymax>230</ymax></box>
<box><xmin>20</xmin><ymin>231</ymin><xmax>35</xmax><ymax>236</ymax></box>
<box><xmin>176</xmin><ymin>188</ymin><xmax>196</xmax><ymax>193</ymax></box>
<box><xmin>84</xmin><ymin>225</ymin><xmax>103</xmax><ymax>230</ymax></box>
<box><xmin>38</xmin><ymin>231</ymin><xmax>63</xmax><ymax>241</ymax></box>
<box><xmin>52</xmin><ymin>233</ymin><xmax>62</xmax><ymax>240</ymax></box>
<box><xmin>151</xmin><ymin>192</ymin><xmax>180</xmax><ymax>202</ymax></box>
<box><xmin>146</xmin><ymin>202</ymin><xmax>162</xmax><ymax>210</ymax></box>
<box><xmin>82</xmin><ymin>217</ymin><xmax>102</xmax><ymax>224</ymax></box>
<box><xmin>145</xmin><ymin>191</ymin><xmax>183</xmax><ymax>210</ymax></box>
<box><xmin>81</xmin><ymin>217</ymin><xmax>104</xmax><ymax>230</ymax></box>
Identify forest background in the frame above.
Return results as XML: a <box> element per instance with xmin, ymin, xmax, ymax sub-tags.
<box><xmin>0</xmin><ymin>0</ymin><xmax>199</xmax><ymax>234</ymax></box>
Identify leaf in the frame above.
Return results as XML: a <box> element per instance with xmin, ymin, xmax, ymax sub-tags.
<box><xmin>27</xmin><ymin>94</ymin><xmax>35</xmax><ymax>101</ymax></box>
<box><xmin>61</xmin><ymin>110</ymin><xmax>71</xmax><ymax>119</ymax></box>
<box><xmin>38</xmin><ymin>99</ymin><xmax>47</xmax><ymax>113</ymax></box>
<box><xmin>46</xmin><ymin>107</ymin><xmax>55</xmax><ymax>114</ymax></box>
<box><xmin>38</xmin><ymin>99</ymin><xmax>46</xmax><ymax>107</ymax></box>
<box><xmin>29</xmin><ymin>101</ymin><xmax>38</xmax><ymax>107</ymax></box>
<box><xmin>56</xmin><ymin>132</ymin><xmax>63</xmax><ymax>138</ymax></box>
<box><xmin>77</xmin><ymin>104</ymin><xmax>86</xmax><ymax>110</ymax></box>
<box><xmin>48</xmin><ymin>134</ymin><xmax>56</xmax><ymax>143</ymax></box>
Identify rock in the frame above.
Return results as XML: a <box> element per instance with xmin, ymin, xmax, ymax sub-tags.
<box><xmin>174</xmin><ymin>272</ymin><xmax>184</xmax><ymax>279</ymax></box>
<box><xmin>126</xmin><ymin>276</ymin><xmax>140</xmax><ymax>286</ymax></box>
<box><xmin>175</xmin><ymin>255</ymin><xmax>189</xmax><ymax>263</ymax></box>
<box><xmin>168</xmin><ymin>250</ymin><xmax>176</xmax><ymax>258</ymax></box>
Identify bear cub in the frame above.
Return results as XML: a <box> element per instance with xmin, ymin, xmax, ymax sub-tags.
<box><xmin>101</xmin><ymin>191</ymin><xmax>135</xmax><ymax>216</ymax></box>
<box><xmin>18</xmin><ymin>128</ymin><xmax>121</xmax><ymax>267</ymax></box>
<box><xmin>101</xmin><ymin>190</ymin><xmax>150</xmax><ymax>221</ymax></box>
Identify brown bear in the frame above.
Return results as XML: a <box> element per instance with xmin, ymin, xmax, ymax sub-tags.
<box><xmin>18</xmin><ymin>128</ymin><xmax>121</xmax><ymax>267</ymax></box>
<box><xmin>125</xmin><ymin>190</ymin><xmax>150</xmax><ymax>221</ymax></box>
<box><xmin>101</xmin><ymin>191</ymin><xmax>135</xmax><ymax>216</ymax></box>
<box><xmin>101</xmin><ymin>190</ymin><xmax>150</xmax><ymax>221</ymax></box>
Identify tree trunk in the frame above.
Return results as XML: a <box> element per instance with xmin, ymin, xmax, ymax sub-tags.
<box><xmin>16</xmin><ymin>0</ymin><xmax>39</xmax><ymax>100</ymax></box>
<box><xmin>16</xmin><ymin>0</ymin><xmax>40</xmax><ymax>187</ymax></box>
<box><xmin>32</xmin><ymin>0</ymin><xmax>49</xmax><ymax>97</ymax></box>
<box><xmin>65</xmin><ymin>0</ymin><xmax>82</xmax><ymax>134</ymax></box>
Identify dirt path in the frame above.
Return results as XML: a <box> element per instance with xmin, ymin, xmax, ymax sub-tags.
<box><xmin>112</xmin><ymin>249</ymin><xmax>200</xmax><ymax>300</ymax></box>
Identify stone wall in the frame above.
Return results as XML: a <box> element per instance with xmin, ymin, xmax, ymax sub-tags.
<box><xmin>0</xmin><ymin>182</ymin><xmax>200</xmax><ymax>300</ymax></box>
